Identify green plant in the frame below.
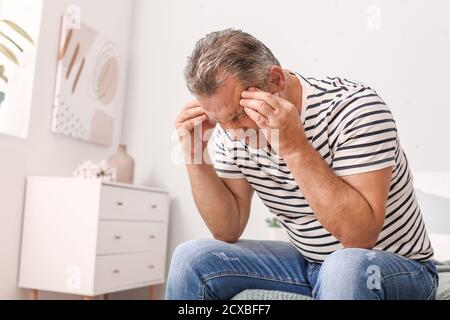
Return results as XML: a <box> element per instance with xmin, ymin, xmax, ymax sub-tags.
<box><xmin>265</xmin><ymin>217</ymin><xmax>282</xmax><ymax>228</ymax></box>
<box><xmin>0</xmin><ymin>19</ymin><xmax>34</xmax><ymax>84</ymax></box>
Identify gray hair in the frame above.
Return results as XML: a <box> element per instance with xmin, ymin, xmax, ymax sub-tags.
<box><xmin>185</xmin><ymin>29</ymin><xmax>281</xmax><ymax>97</ymax></box>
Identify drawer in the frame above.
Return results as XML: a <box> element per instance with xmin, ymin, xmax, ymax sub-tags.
<box><xmin>99</xmin><ymin>185</ymin><xmax>168</xmax><ymax>221</ymax></box>
<box><xmin>97</xmin><ymin>221</ymin><xmax>167</xmax><ymax>255</ymax></box>
<box><xmin>95</xmin><ymin>252</ymin><xmax>165</xmax><ymax>291</ymax></box>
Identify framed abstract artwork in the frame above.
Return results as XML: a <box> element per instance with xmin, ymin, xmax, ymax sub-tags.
<box><xmin>0</xmin><ymin>0</ymin><xmax>43</xmax><ymax>139</ymax></box>
<box><xmin>51</xmin><ymin>11</ymin><xmax>122</xmax><ymax>146</ymax></box>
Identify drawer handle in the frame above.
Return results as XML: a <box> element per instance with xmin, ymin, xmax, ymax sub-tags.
<box><xmin>148</xmin><ymin>265</ymin><xmax>155</xmax><ymax>269</ymax></box>
<box><xmin>116</xmin><ymin>201</ymin><xmax>124</xmax><ymax>206</ymax></box>
<box><xmin>113</xmin><ymin>269</ymin><xmax>120</xmax><ymax>274</ymax></box>
<box><xmin>151</xmin><ymin>204</ymin><xmax>158</xmax><ymax>209</ymax></box>
<box><xmin>149</xmin><ymin>235</ymin><xmax>156</xmax><ymax>239</ymax></box>
<box><xmin>114</xmin><ymin>235</ymin><xmax>122</xmax><ymax>240</ymax></box>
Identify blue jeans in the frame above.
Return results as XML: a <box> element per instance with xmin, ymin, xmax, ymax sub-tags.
<box><xmin>165</xmin><ymin>239</ymin><xmax>439</xmax><ymax>300</ymax></box>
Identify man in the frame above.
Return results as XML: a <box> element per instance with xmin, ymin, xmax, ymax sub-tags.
<box><xmin>167</xmin><ymin>29</ymin><xmax>438</xmax><ymax>300</ymax></box>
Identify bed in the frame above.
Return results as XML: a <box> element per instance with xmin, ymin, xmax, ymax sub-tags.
<box><xmin>233</xmin><ymin>179</ymin><xmax>450</xmax><ymax>300</ymax></box>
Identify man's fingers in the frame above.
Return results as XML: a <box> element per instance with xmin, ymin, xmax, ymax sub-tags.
<box><xmin>244</xmin><ymin>107</ymin><xmax>269</xmax><ymax>128</ymax></box>
<box><xmin>240</xmin><ymin>99</ymin><xmax>273</xmax><ymax>118</ymax></box>
<box><xmin>185</xmin><ymin>100</ymin><xmax>201</xmax><ymax>109</ymax></box>
<box><xmin>186</xmin><ymin>114</ymin><xmax>208</xmax><ymax>129</ymax></box>
<box><xmin>176</xmin><ymin>106</ymin><xmax>205</xmax><ymax>124</ymax></box>
<box><xmin>177</xmin><ymin>115</ymin><xmax>208</xmax><ymax>134</ymax></box>
<box><xmin>177</xmin><ymin>114</ymin><xmax>208</xmax><ymax>133</ymax></box>
<box><xmin>241</xmin><ymin>90</ymin><xmax>279</xmax><ymax>109</ymax></box>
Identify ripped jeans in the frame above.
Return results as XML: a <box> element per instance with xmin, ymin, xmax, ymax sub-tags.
<box><xmin>165</xmin><ymin>239</ymin><xmax>439</xmax><ymax>300</ymax></box>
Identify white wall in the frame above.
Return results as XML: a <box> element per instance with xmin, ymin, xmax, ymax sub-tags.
<box><xmin>1</xmin><ymin>0</ymin><xmax>449</xmax><ymax>300</ymax></box>
<box><xmin>0</xmin><ymin>0</ymin><xmax>134</xmax><ymax>299</ymax></box>
<box><xmin>123</xmin><ymin>0</ymin><xmax>450</xmax><ymax>296</ymax></box>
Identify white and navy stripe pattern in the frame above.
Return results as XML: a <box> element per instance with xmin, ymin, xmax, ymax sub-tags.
<box><xmin>213</xmin><ymin>73</ymin><xmax>434</xmax><ymax>263</ymax></box>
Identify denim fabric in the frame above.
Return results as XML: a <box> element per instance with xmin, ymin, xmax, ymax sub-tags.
<box><xmin>165</xmin><ymin>239</ymin><xmax>439</xmax><ymax>300</ymax></box>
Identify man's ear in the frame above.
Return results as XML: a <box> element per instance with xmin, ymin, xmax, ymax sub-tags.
<box><xmin>267</xmin><ymin>65</ymin><xmax>286</xmax><ymax>93</ymax></box>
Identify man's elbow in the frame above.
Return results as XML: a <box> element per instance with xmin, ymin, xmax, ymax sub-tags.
<box><xmin>342</xmin><ymin>240</ymin><xmax>376</xmax><ymax>250</ymax></box>
<box><xmin>341</xmin><ymin>235</ymin><xmax>378</xmax><ymax>250</ymax></box>
<box><xmin>212</xmin><ymin>232</ymin><xmax>240</xmax><ymax>243</ymax></box>
<box><xmin>338</xmin><ymin>218</ymin><xmax>383</xmax><ymax>250</ymax></box>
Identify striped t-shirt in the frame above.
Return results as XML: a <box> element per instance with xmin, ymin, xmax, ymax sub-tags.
<box><xmin>213</xmin><ymin>73</ymin><xmax>434</xmax><ymax>263</ymax></box>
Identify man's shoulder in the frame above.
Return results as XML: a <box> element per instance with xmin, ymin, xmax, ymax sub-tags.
<box><xmin>303</xmin><ymin>75</ymin><xmax>379</xmax><ymax>111</ymax></box>
<box><xmin>304</xmin><ymin>75</ymin><xmax>369</xmax><ymax>92</ymax></box>
<box><xmin>316</xmin><ymin>77</ymin><xmax>389</xmax><ymax>119</ymax></box>
<box><xmin>303</xmin><ymin>75</ymin><xmax>395</xmax><ymax>134</ymax></box>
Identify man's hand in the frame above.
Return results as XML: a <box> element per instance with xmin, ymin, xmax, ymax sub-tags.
<box><xmin>176</xmin><ymin>102</ymin><xmax>254</xmax><ymax>243</ymax></box>
<box><xmin>240</xmin><ymin>89</ymin><xmax>389</xmax><ymax>248</ymax></box>
<box><xmin>240</xmin><ymin>88</ymin><xmax>307</xmax><ymax>157</ymax></box>
<box><xmin>175</xmin><ymin>100</ymin><xmax>216</xmax><ymax>163</ymax></box>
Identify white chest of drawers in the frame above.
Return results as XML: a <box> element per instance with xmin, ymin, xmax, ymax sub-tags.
<box><xmin>18</xmin><ymin>177</ymin><xmax>170</xmax><ymax>299</ymax></box>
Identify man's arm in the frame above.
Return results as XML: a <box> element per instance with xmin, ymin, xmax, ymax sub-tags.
<box><xmin>176</xmin><ymin>100</ymin><xmax>253</xmax><ymax>242</ymax></box>
<box><xmin>240</xmin><ymin>89</ymin><xmax>392</xmax><ymax>249</ymax></box>
<box><xmin>175</xmin><ymin>100</ymin><xmax>253</xmax><ymax>242</ymax></box>
<box><xmin>187</xmin><ymin>163</ymin><xmax>254</xmax><ymax>242</ymax></box>
<box><xmin>282</xmin><ymin>142</ymin><xmax>391</xmax><ymax>248</ymax></box>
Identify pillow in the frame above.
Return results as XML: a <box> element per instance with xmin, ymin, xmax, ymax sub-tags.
<box><xmin>414</xmin><ymin>175</ymin><xmax>450</xmax><ymax>261</ymax></box>
<box><xmin>416</xmin><ymin>190</ymin><xmax>450</xmax><ymax>234</ymax></box>
<box><xmin>428</xmin><ymin>234</ymin><xmax>450</xmax><ymax>261</ymax></box>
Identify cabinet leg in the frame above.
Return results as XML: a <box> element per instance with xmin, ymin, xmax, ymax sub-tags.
<box><xmin>148</xmin><ymin>285</ymin><xmax>158</xmax><ymax>300</ymax></box>
<box><xmin>30</xmin><ymin>289</ymin><xmax>38</xmax><ymax>300</ymax></box>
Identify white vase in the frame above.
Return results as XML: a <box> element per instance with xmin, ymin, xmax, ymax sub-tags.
<box><xmin>107</xmin><ymin>144</ymin><xmax>135</xmax><ymax>184</ymax></box>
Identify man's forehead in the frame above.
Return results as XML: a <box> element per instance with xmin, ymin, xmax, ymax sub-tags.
<box><xmin>206</xmin><ymin>106</ymin><xmax>243</xmax><ymax>122</ymax></box>
<box><xmin>197</xmin><ymin>76</ymin><xmax>245</xmax><ymax>119</ymax></box>
<box><xmin>200</xmin><ymin>95</ymin><xmax>226</xmax><ymax>113</ymax></box>
<box><xmin>199</xmin><ymin>95</ymin><xmax>241</xmax><ymax>118</ymax></box>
